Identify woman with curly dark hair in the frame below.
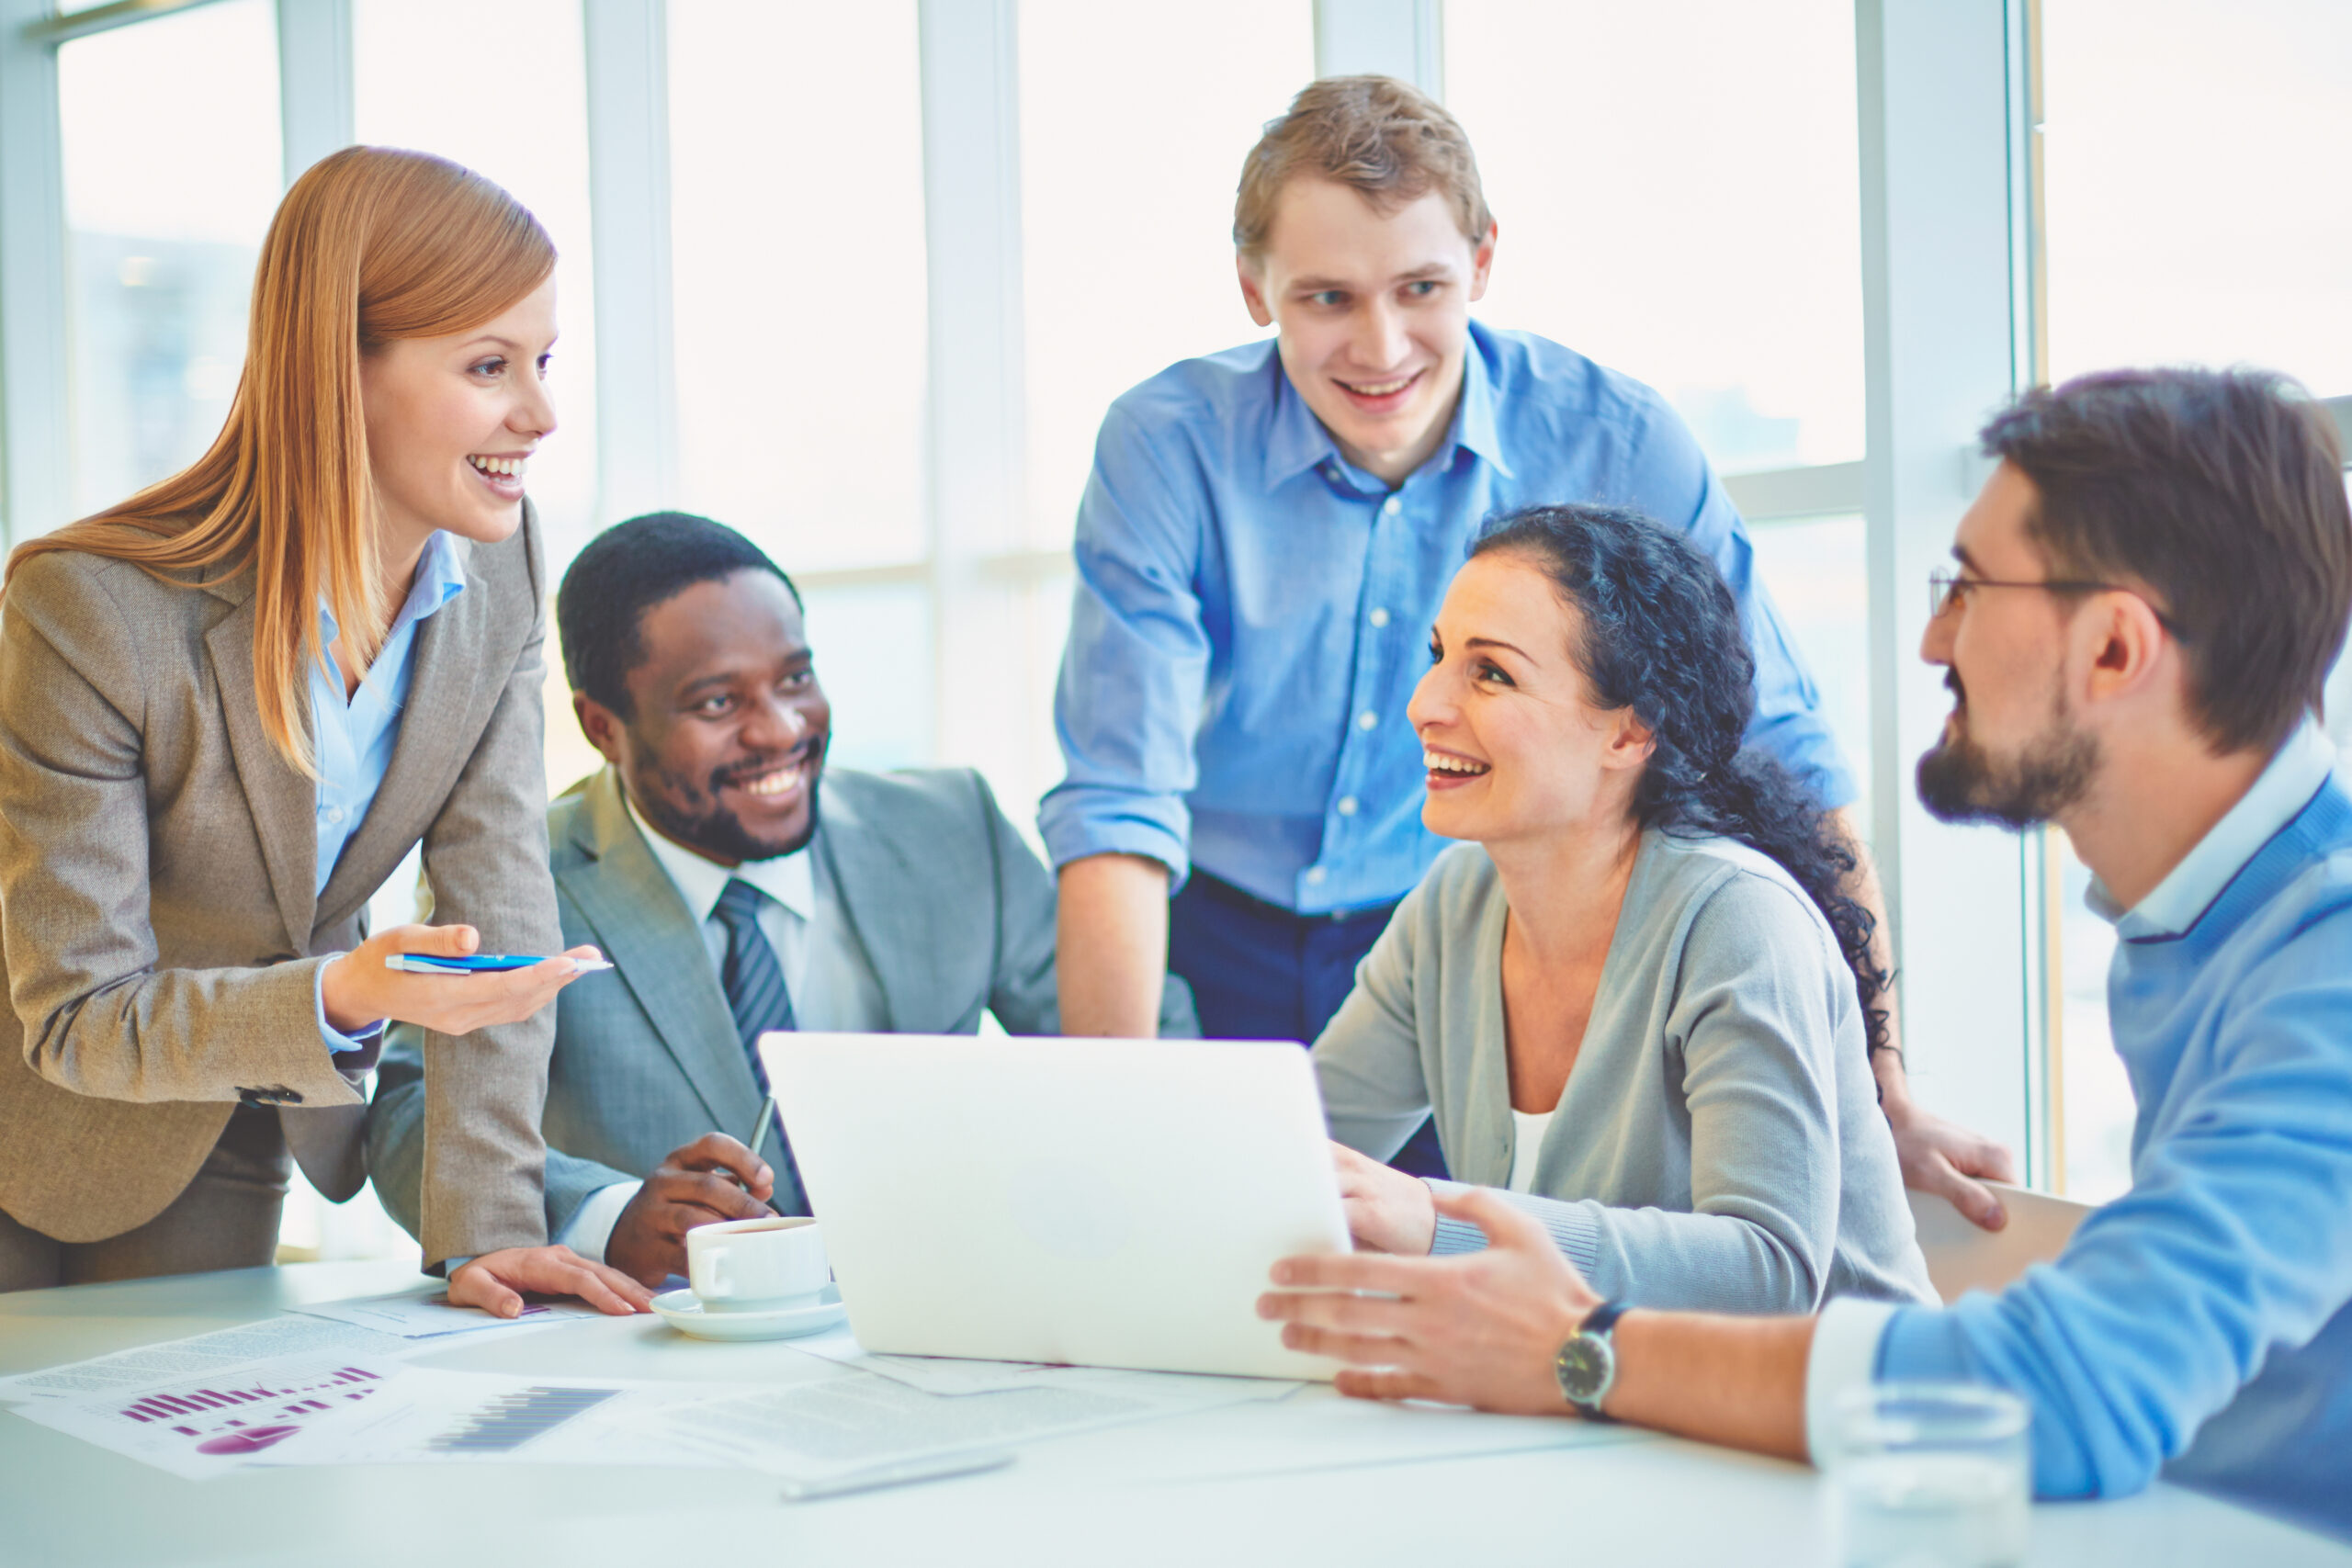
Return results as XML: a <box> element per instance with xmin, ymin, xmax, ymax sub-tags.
<box><xmin>1313</xmin><ymin>504</ymin><xmax>1933</xmax><ymax>1311</ymax></box>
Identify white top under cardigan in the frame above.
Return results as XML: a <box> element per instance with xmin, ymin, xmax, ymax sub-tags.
<box><xmin>1313</xmin><ymin>832</ymin><xmax>1936</xmax><ymax>1312</ymax></box>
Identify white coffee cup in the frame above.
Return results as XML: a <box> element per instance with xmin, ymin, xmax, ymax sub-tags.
<box><xmin>685</xmin><ymin>1215</ymin><xmax>831</xmax><ymax>1313</ymax></box>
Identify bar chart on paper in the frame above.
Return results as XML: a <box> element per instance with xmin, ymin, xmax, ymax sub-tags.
<box><xmin>243</xmin><ymin>1370</ymin><xmax>673</xmax><ymax>1468</ymax></box>
<box><xmin>426</xmin><ymin>1385</ymin><xmax>620</xmax><ymax>1454</ymax></box>
<box><xmin>15</xmin><ymin>1358</ymin><xmax>399</xmax><ymax>1479</ymax></box>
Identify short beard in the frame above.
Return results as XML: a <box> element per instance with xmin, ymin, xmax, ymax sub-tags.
<box><xmin>636</xmin><ymin>766</ymin><xmax>823</xmax><ymax>864</ymax></box>
<box><xmin>1916</xmin><ymin>706</ymin><xmax>2097</xmax><ymax>829</ymax></box>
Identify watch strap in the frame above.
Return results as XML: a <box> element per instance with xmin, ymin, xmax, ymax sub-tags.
<box><xmin>1556</xmin><ymin>1299</ymin><xmax>1630</xmax><ymax>1419</ymax></box>
<box><xmin>1580</xmin><ymin>1300</ymin><xmax>1632</xmax><ymax>1340</ymax></box>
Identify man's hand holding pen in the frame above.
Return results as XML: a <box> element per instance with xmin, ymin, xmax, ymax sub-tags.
<box><xmin>605</xmin><ymin>1132</ymin><xmax>776</xmax><ymax>1287</ymax></box>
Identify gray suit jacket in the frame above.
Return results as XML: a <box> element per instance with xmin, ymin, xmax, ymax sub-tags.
<box><xmin>0</xmin><ymin>511</ymin><xmax>562</xmax><ymax>1263</ymax></box>
<box><xmin>368</xmin><ymin>764</ymin><xmax>1195</xmax><ymax>1240</ymax></box>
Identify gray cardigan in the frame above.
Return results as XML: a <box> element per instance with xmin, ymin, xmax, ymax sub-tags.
<box><xmin>1313</xmin><ymin>832</ymin><xmax>1935</xmax><ymax>1312</ymax></box>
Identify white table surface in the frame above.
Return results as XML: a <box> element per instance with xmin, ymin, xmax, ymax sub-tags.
<box><xmin>4</xmin><ymin>1260</ymin><xmax>2346</xmax><ymax>1568</ymax></box>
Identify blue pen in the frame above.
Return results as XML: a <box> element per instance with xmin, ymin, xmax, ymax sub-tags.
<box><xmin>384</xmin><ymin>953</ymin><xmax>614</xmax><ymax>975</ymax></box>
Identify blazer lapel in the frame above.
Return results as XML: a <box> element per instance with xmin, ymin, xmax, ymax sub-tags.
<box><xmin>203</xmin><ymin>577</ymin><xmax>317</xmax><ymax>952</ymax></box>
<box><xmin>561</xmin><ymin>771</ymin><xmax>762</xmax><ymax>1129</ymax></box>
<box><xmin>316</xmin><ymin>547</ymin><xmax>500</xmax><ymax>933</ymax></box>
<box><xmin>816</xmin><ymin>776</ymin><xmax>934</xmax><ymax>1031</ymax></box>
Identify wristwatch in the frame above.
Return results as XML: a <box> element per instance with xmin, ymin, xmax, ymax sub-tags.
<box><xmin>1554</xmin><ymin>1300</ymin><xmax>1630</xmax><ymax>1417</ymax></box>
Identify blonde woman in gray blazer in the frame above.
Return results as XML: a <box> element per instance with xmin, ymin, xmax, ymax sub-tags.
<box><xmin>1315</xmin><ymin>506</ymin><xmax>1933</xmax><ymax>1312</ymax></box>
<box><xmin>0</xmin><ymin>150</ymin><xmax>646</xmax><ymax>1316</ymax></box>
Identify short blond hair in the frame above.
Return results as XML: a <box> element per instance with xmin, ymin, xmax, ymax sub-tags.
<box><xmin>1234</xmin><ymin>75</ymin><xmax>1494</xmax><ymax>258</ymax></box>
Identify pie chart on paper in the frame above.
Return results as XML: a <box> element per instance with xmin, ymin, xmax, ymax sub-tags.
<box><xmin>195</xmin><ymin>1426</ymin><xmax>303</xmax><ymax>1456</ymax></box>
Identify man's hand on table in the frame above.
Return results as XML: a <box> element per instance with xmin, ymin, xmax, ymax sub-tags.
<box><xmin>1259</xmin><ymin>1185</ymin><xmax>1601</xmax><ymax>1415</ymax></box>
<box><xmin>1331</xmin><ymin>1141</ymin><xmax>1438</xmax><ymax>1255</ymax></box>
<box><xmin>448</xmin><ymin>1246</ymin><xmax>655</xmax><ymax>1318</ymax></box>
<box><xmin>605</xmin><ymin>1133</ymin><xmax>776</xmax><ymax>1287</ymax></box>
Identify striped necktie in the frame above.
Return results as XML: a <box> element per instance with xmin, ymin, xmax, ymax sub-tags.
<box><xmin>713</xmin><ymin>877</ymin><xmax>805</xmax><ymax>1213</ymax></box>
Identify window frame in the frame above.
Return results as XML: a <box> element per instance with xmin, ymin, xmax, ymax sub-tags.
<box><xmin>4</xmin><ymin>0</ymin><xmax>2349</xmax><ymax>1203</ymax></box>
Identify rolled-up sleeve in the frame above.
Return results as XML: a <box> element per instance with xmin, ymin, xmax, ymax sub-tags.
<box><xmin>1037</xmin><ymin>404</ymin><xmax>1213</xmax><ymax>886</ymax></box>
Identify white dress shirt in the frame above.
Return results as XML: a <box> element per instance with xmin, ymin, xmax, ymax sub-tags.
<box><xmin>1801</xmin><ymin>718</ymin><xmax>2341</xmax><ymax>1465</ymax></box>
<box><xmin>560</xmin><ymin>794</ymin><xmax>889</xmax><ymax>1264</ymax></box>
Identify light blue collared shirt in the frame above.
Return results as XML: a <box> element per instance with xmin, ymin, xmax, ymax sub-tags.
<box><xmin>1040</xmin><ymin>321</ymin><xmax>1853</xmax><ymax>914</ymax></box>
<box><xmin>311</xmin><ymin>532</ymin><xmax>469</xmax><ymax>1053</ymax></box>
<box><xmin>1807</xmin><ymin>718</ymin><xmax>2352</xmax><ymax>1537</ymax></box>
<box><xmin>2086</xmin><ymin>718</ymin><xmax>2338</xmax><ymax>939</ymax></box>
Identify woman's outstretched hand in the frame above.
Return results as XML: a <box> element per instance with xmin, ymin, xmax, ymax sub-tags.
<box><xmin>1331</xmin><ymin>1140</ymin><xmax>1440</xmax><ymax>1255</ymax></box>
<box><xmin>320</xmin><ymin>923</ymin><xmax>601</xmax><ymax>1038</ymax></box>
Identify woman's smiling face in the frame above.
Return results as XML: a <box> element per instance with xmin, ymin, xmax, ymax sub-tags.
<box><xmin>358</xmin><ymin>276</ymin><xmax>560</xmax><ymax>564</ymax></box>
<box><xmin>1407</xmin><ymin>549</ymin><xmax>1655</xmax><ymax>849</ymax></box>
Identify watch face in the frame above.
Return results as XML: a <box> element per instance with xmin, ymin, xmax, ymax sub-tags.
<box><xmin>1555</xmin><ymin>1335</ymin><xmax>1612</xmax><ymax>1404</ymax></box>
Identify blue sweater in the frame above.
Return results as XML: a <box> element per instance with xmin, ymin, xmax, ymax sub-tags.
<box><xmin>1882</xmin><ymin>772</ymin><xmax>2352</xmax><ymax>1539</ymax></box>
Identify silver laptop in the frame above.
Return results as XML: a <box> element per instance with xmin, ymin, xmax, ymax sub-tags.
<box><xmin>759</xmin><ymin>1032</ymin><xmax>1351</xmax><ymax>1381</ymax></box>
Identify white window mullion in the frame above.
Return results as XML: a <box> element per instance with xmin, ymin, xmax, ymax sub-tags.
<box><xmin>1856</xmin><ymin>0</ymin><xmax>2034</xmax><ymax>1163</ymax></box>
<box><xmin>276</xmin><ymin>0</ymin><xmax>353</xmax><ymax>185</ymax></box>
<box><xmin>580</xmin><ymin>0</ymin><xmax>677</xmax><ymax>525</ymax></box>
<box><xmin>918</xmin><ymin>0</ymin><xmax>1025</xmax><ymax>784</ymax></box>
<box><xmin>0</xmin><ymin>0</ymin><xmax>70</xmax><ymax>546</ymax></box>
<box><xmin>1313</xmin><ymin>0</ymin><xmax>1442</xmax><ymax>94</ymax></box>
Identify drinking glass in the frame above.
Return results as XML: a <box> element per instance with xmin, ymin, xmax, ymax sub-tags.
<box><xmin>1826</xmin><ymin>1382</ymin><xmax>2030</xmax><ymax>1568</ymax></box>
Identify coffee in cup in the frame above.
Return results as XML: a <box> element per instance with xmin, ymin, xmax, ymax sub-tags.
<box><xmin>685</xmin><ymin>1215</ymin><xmax>831</xmax><ymax>1313</ymax></box>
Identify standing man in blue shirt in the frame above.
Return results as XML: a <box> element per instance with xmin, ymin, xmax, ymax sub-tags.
<box><xmin>1260</xmin><ymin>367</ymin><xmax>2352</xmax><ymax>1541</ymax></box>
<box><xmin>1043</xmin><ymin>74</ymin><xmax>2005</xmax><ymax>1211</ymax></box>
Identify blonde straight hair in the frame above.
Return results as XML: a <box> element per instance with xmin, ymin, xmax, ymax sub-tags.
<box><xmin>6</xmin><ymin>146</ymin><xmax>554</xmax><ymax>774</ymax></box>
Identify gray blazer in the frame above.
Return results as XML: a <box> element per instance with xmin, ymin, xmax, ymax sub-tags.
<box><xmin>368</xmin><ymin>764</ymin><xmax>1196</xmax><ymax>1240</ymax></box>
<box><xmin>0</xmin><ymin>512</ymin><xmax>562</xmax><ymax>1263</ymax></box>
<box><xmin>1314</xmin><ymin>833</ymin><xmax>1935</xmax><ymax>1312</ymax></box>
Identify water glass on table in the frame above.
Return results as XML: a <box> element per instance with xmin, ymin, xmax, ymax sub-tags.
<box><xmin>1824</xmin><ymin>1382</ymin><xmax>2030</xmax><ymax>1568</ymax></box>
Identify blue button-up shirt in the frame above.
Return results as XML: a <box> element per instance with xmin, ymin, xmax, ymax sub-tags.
<box><xmin>1806</xmin><ymin>723</ymin><xmax>2352</xmax><ymax>1537</ymax></box>
<box><xmin>1041</xmin><ymin>321</ymin><xmax>1853</xmax><ymax>914</ymax></box>
<box><xmin>311</xmin><ymin>530</ymin><xmax>468</xmax><ymax>1052</ymax></box>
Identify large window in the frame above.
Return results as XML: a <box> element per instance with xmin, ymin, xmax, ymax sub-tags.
<box><xmin>2035</xmin><ymin>0</ymin><xmax>2352</xmax><ymax>1201</ymax></box>
<box><xmin>1017</xmin><ymin>0</ymin><xmax>1313</xmax><ymax>548</ymax></box>
<box><xmin>2041</xmin><ymin>0</ymin><xmax>2352</xmax><ymax>400</ymax></box>
<box><xmin>20</xmin><ymin>1</ymin><xmax>2341</xmax><ymax>1259</ymax></box>
<box><xmin>668</xmin><ymin>0</ymin><xmax>934</xmax><ymax>777</ymax></box>
<box><xmin>669</xmin><ymin>0</ymin><xmax>929</xmax><ymax>578</ymax></box>
<box><xmin>56</xmin><ymin>0</ymin><xmax>280</xmax><ymax>521</ymax></box>
<box><xmin>1444</xmin><ymin>0</ymin><xmax>1865</xmax><ymax>473</ymax></box>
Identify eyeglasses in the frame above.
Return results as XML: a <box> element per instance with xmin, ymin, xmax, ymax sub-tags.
<box><xmin>1926</xmin><ymin>567</ymin><xmax>2186</xmax><ymax>637</ymax></box>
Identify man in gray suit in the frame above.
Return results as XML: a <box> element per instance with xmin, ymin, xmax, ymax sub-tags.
<box><xmin>369</xmin><ymin>513</ymin><xmax>1193</xmax><ymax>1284</ymax></box>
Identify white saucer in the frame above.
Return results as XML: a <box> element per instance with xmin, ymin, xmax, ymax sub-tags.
<box><xmin>651</xmin><ymin>1283</ymin><xmax>847</xmax><ymax>1342</ymax></box>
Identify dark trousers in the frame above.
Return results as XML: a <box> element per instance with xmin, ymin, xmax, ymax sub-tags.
<box><xmin>0</xmin><ymin>1104</ymin><xmax>290</xmax><ymax>1292</ymax></box>
<box><xmin>1169</xmin><ymin>870</ymin><xmax>1450</xmax><ymax>1179</ymax></box>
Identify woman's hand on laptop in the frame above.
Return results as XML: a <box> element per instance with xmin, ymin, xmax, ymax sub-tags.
<box><xmin>1259</xmin><ymin>1186</ymin><xmax>1600</xmax><ymax>1416</ymax></box>
<box><xmin>1330</xmin><ymin>1142</ymin><xmax>1438</xmax><ymax>1255</ymax></box>
<box><xmin>606</xmin><ymin>1134</ymin><xmax>777</xmax><ymax>1287</ymax></box>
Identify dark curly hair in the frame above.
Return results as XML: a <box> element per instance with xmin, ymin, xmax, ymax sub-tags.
<box><xmin>1469</xmin><ymin>504</ymin><xmax>1891</xmax><ymax>1060</ymax></box>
